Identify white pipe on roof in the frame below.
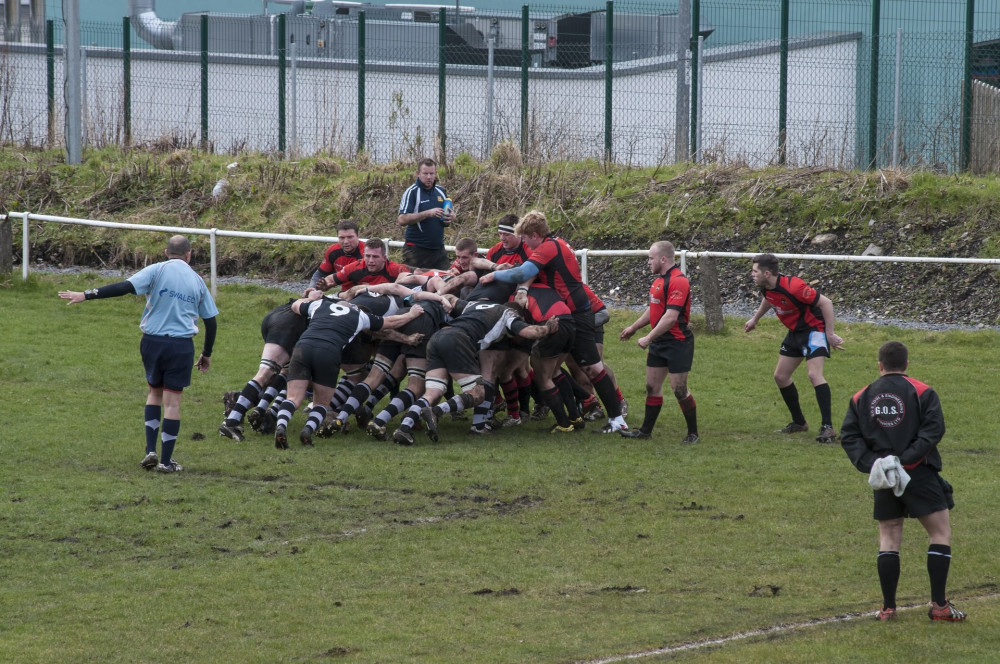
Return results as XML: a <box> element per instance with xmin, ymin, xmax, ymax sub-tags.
<box><xmin>128</xmin><ymin>0</ymin><xmax>181</xmax><ymax>50</ymax></box>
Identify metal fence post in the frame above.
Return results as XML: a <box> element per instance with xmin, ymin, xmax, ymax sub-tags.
<box><xmin>358</xmin><ymin>11</ymin><xmax>366</xmax><ymax>154</ymax></box>
<box><xmin>123</xmin><ymin>16</ymin><xmax>132</xmax><ymax>148</ymax></box>
<box><xmin>520</xmin><ymin>5</ymin><xmax>528</xmax><ymax>156</ymax></box>
<box><xmin>867</xmin><ymin>0</ymin><xmax>881</xmax><ymax>169</ymax></box>
<box><xmin>46</xmin><ymin>19</ymin><xmax>54</xmax><ymax>147</ymax></box>
<box><xmin>81</xmin><ymin>46</ymin><xmax>87</xmax><ymax>148</ymax></box>
<box><xmin>604</xmin><ymin>1</ymin><xmax>613</xmax><ymax>163</ymax></box>
<box><xmin>960</xmin><ymin>0</ymin><xmax>975</xmax><ymax>172</ymax></box>
<box><xmin>438</xmin><ymin>8</ymin><xmax>447</xmax><ymax>160</ymax></box>
<box><xmin>689</xmin><ymin>0</ymin><xmax>700</xmax><ymax>161</ymax></box>
<box><xmin>278</xmin><ymin>13</ymin><xmax>287</xmax><ymax>155</ymax></box>
<box><xmin>778</xmin><ymin>0</ymin><xmax>789</xmax><ymax>165</ymax></box>
<box><xmin>290</xmin><ymin>41</ymin><xmax>297</xmax><ymax>159</ymax></box>
<box><xmin>200</xmin><ymin>14</ymin><xmax>209</xmax><ymax>151</ymax></box>
<box><xmin>675</xmin><ymin>0</ymin><xmax>689</xmax><ymax>163</ymax></box>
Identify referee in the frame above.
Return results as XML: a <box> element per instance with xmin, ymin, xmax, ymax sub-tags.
<box><xmin>58</xmin><ymin>235</ymin><xmax>218</xmax><ymax>473</ymax></box>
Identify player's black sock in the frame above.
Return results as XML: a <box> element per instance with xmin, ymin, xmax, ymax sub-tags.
<box><xmin>927</xmin><ymin>544</ymin><xmax>952</xmax><ymax>606</ymax></box>
<box><xmin>377</xmin><ymin>389</ymin><xmax>415</xmax><ymax>426</ymax></box>
<box><xmin>518</xmin><ymin>371</ymin><xmax>533</xmax><ymax>413</ymax></box>
<box><xmin>144</xmin><ymin>405</ymin><xmax>161</xmax><ymax>455</ymax></box>
<box><xmin>591</xmin><ymin>369</ymin><xmax>622</xmax><ymax>418</ymax></box>
<box><xmin>303</xmin><ymin>405</ymin><xmax>326</xmax><ymax>435</ymax></box>
<box><xmin>553</xmin><ymin>372</ymin><xmax>582</xmax><ymax>419</ymax></box>
<box><xmin>877</xmin><ymin>550</ymin><xmax>900</xmax><ymax>609</ymax></box>
<box><xmin>779</xmin><ymin>383</ymin><xmax>806</xmax><ymax>425</ymax></box>
<box><xmin>678</xmin><ymin>393</ymin><xmax>698</xmax><ymax>434</ymax></box>
<box><xmin>228</xmin><ymin>380</ymin><xmax>262</xmax><ymax>424</ymax></box>
<box><xmin>542</xmin><ymin>386</ymin><xmax>571</xmax><ymax>427</ymax></box>
<box><xmin>472</xmin><ymin>382</ymin><xmax>495</xmax><ymax>426</ymax></box>
<box><xmin>258</xmin><ymin>374</ymin><xmax>286</xmax><ymax>410</ymax></box>
<box><xmin>341</xmin><ymin>383</ymin><xmax>373</xmax><ymax>418</ymax></box>
<box><xmin>641</xmin><ymin>396</ymin><xmax>662</xmax><ymax>433</ymax></box>
<box><xmin>160</xmin><ymin>418</ymin><xmax>180</xmax><ymax>466</ymax></box>
<box><xmin>814</xmin><ymin>382</ymin><xmax>833</xmax><ymax>427</ymax></box>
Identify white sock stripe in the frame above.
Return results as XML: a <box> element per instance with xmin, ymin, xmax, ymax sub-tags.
<box><xmin>145</xmin><ymin>419</ymin><xmax>160</xmax><ymax>429</ymax></box>
<box><xmin>927</xmin><ymin>550</ymin><xmax>952</xmax><ymax>558</ymax></box>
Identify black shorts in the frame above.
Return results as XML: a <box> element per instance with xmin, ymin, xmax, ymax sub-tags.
<box><xmin>873</xmin><ymin>464</ymin><xmax>954</xmax><ymax>520</ymax></box>
<box><xmin>532</xmin><ymin>317</ymin><xmax>575</xmax><ymax>359</ymax></box>
<box><xmin>287</xmin><ymin>342</ymin><xmax>342</xmax><ymax>388</ymax></box>
<box><xmin>140</xmin><ymin>334</ymin><xmax>194</xmax><ymax>391</ymax></box>
<box><xmin>647</xmin><ymin>337</ymin><xmax>694</xmax><ymax>373</ymax></box>
<box><xmin>427</xmin><ymin>327</ymin><xmax>480</xmax><ymax>375</ymax></box>
<box><xmin>569</xmin><ymin>310</ymin><xmax>602</xmax><ymax>367</ymax></box>
<box><xmin>779</xmin><ymin>328</ymin><xmax>831</xmax><ymax>360</ymax></box>
<box><xmin>402</xmin><ymin>244</ymin><xmax>450</xmax><ymax>271</ymax></box>
<box><xmin>261</xmin><ymin>305</ymin><xmax>307</xmax><ymax>355</ymax></box>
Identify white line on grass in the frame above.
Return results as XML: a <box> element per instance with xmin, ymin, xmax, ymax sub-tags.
<box><xmin>579</xmin><ymin>594</ymin><xmax>999</xmax><ymax>664</ymax></box>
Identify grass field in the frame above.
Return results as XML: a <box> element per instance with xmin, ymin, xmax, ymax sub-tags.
<box><xmin>2</xmin><ymin>274</ymin><xmax>999</xmax><ymax>663</ymax></box>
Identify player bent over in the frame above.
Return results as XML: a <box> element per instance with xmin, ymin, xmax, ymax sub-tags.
<box><xmin>840</xmin><ymin>341</ymin><xmax>965</xmax><ymax>622</ymax></box>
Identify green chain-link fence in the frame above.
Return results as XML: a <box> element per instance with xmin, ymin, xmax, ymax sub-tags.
<box><xmin>2</xmin><ymin>1</ymin><xmax>1000</xmax><ymax>172</ymax></box>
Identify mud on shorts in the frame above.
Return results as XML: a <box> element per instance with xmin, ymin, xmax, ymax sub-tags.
<box><xmin>873</xmin><ymin>464</ymin><xmax>954</xmax><ymax>520</ymax></box>
<box><xmin>779</xmin><ymin>328</ymin><xmax>831</xmax><ymax>360</ymax></box>
<box><xmin>261</xmin><ymin>305</ymin><xmax>308</xmax><ymax>355</ymax></box>
<box><xmin>287</xmin><ymin>342</ymin><xmax>342</xmax><ymax>388</ymax></box>
<box><xmin>426</xmin><ymin>327</ymin><xmax>480</xmax><ymax>376</ymax></box>
<box><xmin>647</xmin><ymin>336</ymin><xmax>694</xmax><ymax>373</ymax></box>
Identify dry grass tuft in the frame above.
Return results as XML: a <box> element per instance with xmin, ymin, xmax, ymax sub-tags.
<box><xmin>490</xmin><ymin>141</ymin><xmax>523</xmax><ymax>172</ymax></box>
<box><xmin>313</xmin><ymin>157</ymin><xmax>342</xmax><ymax>175</ymax></box>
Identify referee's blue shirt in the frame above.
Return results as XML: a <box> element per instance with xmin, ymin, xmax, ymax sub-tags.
<box><xmin>128</xmin><ymin>259</ymin><xmax>219</xmax><ymax>338</ymax></box>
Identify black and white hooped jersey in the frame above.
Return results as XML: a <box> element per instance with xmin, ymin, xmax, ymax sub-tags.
<box><xmin>298</xmin><ymin>298</ymin><xmax>384</xmax><ymax>350</ymax></box>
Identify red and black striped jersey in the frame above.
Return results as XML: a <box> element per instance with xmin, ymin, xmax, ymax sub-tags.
<box><xmin>318</xmin><ymin>241</ymin><xmax>365</xmax><ymax>273</ymax></box>
<box><xmin>332</xmin><ymin>259</ymin><xmax>409</xmax><ymax>290</ymax></box>
<box><xmin>526</xmin><ymin>235</ymin><xmax>590</xmax><ymax>314</ymax></box>
<box><xmin>763</xmin><ymin>274</ymin><xmax>824</xmax><ymax>333</ymax></box>
<box><xmin>522</xmin><ymin>284</ymin><xmax>572</xmax><ymax>323</ymax></box>
<box><xmin>486</xmin><ymin>241</ymin><xmax>530</xmax><ymax>267</ymax></box>
<box><xmin>649</xmin><ymin>266</ymin><xmax>692</xmax><ymax>342</ymax></box>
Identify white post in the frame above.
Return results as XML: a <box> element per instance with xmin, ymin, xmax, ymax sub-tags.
<box><xmin>22</xmin><ymin>212</ymin><xmax>30</xmax><ymax>281</ymax></box>
<box><xmin>892</xmin><ymin>27</ymin><xmax>903</xmax><ymax>169</ymax></box>
<box><xmin>209</xmin><ymin>229</ymin><xmax>218</xmax><ymax>298</ymax></box>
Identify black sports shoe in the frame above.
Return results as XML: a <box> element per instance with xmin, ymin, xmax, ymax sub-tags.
<box><xmin>593</xmin><ymin>421</ymin><xmax>628</xmax><ymax>434</ymax></box>
<box><xmin>274</xmin><ymin>424</ymin><xmax>289</xmax><ymax>450</ymax></box>
<box><xmin>815</xmin><ymin>425</ymin><xmax>838</xmax><ymax>444</ymax></box>
<box><xmin>776</xmin><ymin>421</ymin><xmax>809</xmax><ymax>434</ymax></box>
<box><xmin>392</xmin><ymin>428</ymin><xmax>415</xmax><ymax>446</ymax></box>
<box><xmin>681</xmin><ymin>433</ymin><xmax>700</xmax><ymax>445</ymax></box>
<box><xmin>140</xmin><ymin>451</ymin><xmax>159</xmax><ymax>470</ymax></box>
<box><xmin>300</xmin><ymin>428</ymin><xmax>314</xmax><ymax>447</ymax></box>
<box><xmin>366</xmin><ymin>420</ymin><xmax>388</xmax><ymax>441</ymax></box>
<box><xmin>420</xmin><ymin>406</ymin><xmax>440</xmax><ymax>442</ymax></box>
<box><xmin>218</xmin><ymin>420</ymin><xmax>245</xmax><ymax>442</ymax></box>
<box><xmin>247</xmin><ymin>407</ymin><xmax>266</xmax><ymax>433</ymax></box>
<box><xmin>619</xmin><ymin>429</ymin><xmax>651</xmax><ymax>439</ymax></box>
